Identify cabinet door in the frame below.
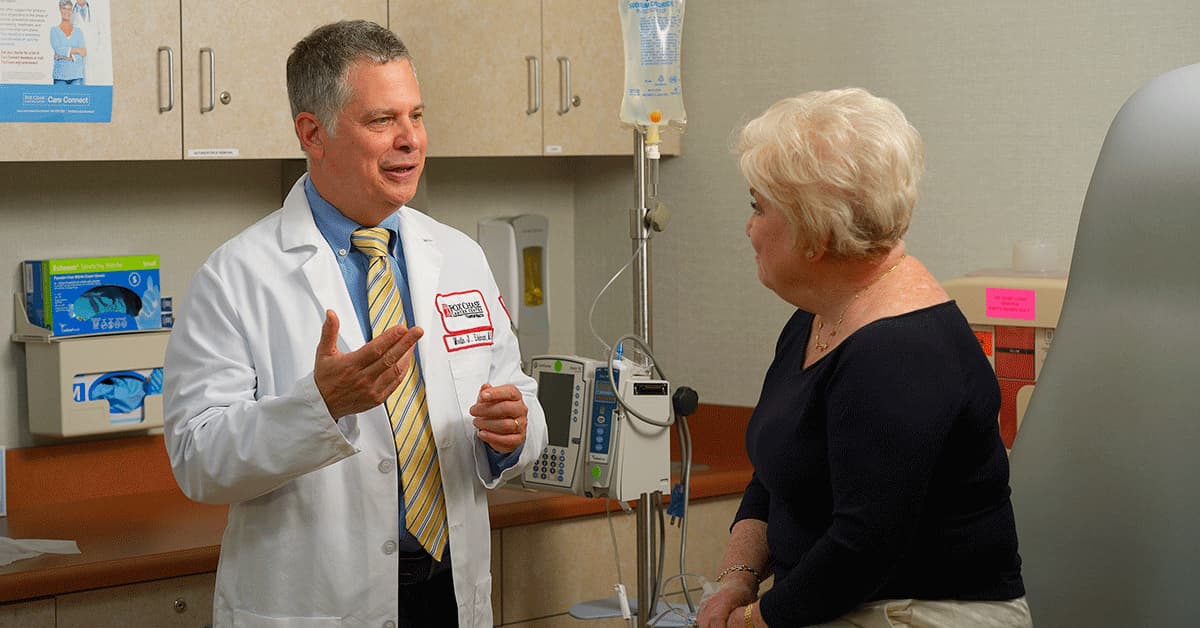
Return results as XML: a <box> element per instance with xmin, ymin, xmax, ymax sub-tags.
<box><xmin>55</xmin><ymin>573</ymin><xmax>215</xmax><ymax>628</ymax></box>
<box><xmin>0</xmin><ymin>0</ymin><xmax>182</xmax><ymax>161</ymax></box>
<box><xmin>541</xmin><ymin>0</ymin><xmax>629</xmax><ymax>156</ymax></box>
<box><xmin>390</xmin><ymin>0</ymin><xmax>543</xmax><ymax>157</ymax></box>
<box><xmin>180</xmin><ymin>0</ymin><xmax>387</xmax><ymax>160</ymax></box>
<box><xmin>543</xmin><ymin>0</ymin><xmax>680</xmax><ymax>157</ymax></box>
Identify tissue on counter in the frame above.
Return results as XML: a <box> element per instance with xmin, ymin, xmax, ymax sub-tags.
<box><xmin>23</xmin><ymin>255</ymin><xmax>161</xmax><ymax>337</ymax></box>
<box><xmin>0</xmin><ymin>538</ymin><xmax>80</xmax><ymax>567</ymax></box>
<box><xmin>72</xmin><ymin>368</ymin><xmax>163</xmax><ymax>424</ymax></box>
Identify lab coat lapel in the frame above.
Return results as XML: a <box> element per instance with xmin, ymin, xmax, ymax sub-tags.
<box><xmin>398</xmin><ymin>207</ymin><xmax>442</xmax><ymax>337</ymax></box>
<box><xmin>280</xmin><ymin>175</ymin><xmax>365</xmax><ymax>350</ymax></box>
<box><xmin>398</xmin><ymin>207</ymin><xmax>455</xmax><ymax>440</ymax></box>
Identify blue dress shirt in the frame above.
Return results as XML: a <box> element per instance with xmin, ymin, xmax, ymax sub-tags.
<box><xmin>305</xmin><ymin>179</ymin><xmax>518</xmax><ymax>552</ymax></box>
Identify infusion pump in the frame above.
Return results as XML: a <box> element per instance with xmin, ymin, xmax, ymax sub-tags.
<box><xmin>523</xmin><ymin>355</ymin><xmax>671</xmax><ymax>501</ymax></box>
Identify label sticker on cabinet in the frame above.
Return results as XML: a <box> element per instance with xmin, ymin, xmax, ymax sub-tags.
<box><xmin>187</xmin><ymin>148</ymin><xmax>240</xmax><ymax>158</ymax></box>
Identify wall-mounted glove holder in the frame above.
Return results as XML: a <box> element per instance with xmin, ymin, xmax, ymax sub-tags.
<box><xmin>12</xmin><ymin>294</ymin><xmax>170</xmax><ymax>438</ymax></box>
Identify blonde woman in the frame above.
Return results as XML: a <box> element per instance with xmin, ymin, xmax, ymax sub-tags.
<box><xmin>697</xmin><ymin>89</ymin><xmax>1031</xmax><ymax>627</ymax></box>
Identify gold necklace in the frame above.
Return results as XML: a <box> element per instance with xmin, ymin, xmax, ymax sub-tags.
<box><xmin>813</xmin><ymin>254</ymin><xmax>907</xmax><ymax>353</ymax></box>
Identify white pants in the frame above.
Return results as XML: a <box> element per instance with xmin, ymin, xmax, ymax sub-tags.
<box><xmin>814</xmin><ymin>597</ymin><xmax>1032</xmax><ymax>628</ymax></box>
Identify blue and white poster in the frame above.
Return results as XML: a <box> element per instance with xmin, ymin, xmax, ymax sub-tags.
<box><xmin>0</xmin><ymin>0</ymin><xmax>112</xmax><ymax>123</ymax></box>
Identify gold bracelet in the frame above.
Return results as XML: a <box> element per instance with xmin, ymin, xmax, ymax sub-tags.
<box><xmin>716</xmin><ymin>563</ymin><xmax>763</xmax><ymax>584</ymax></box>
<box><xmin>744</xmin><ymin>601</ymin><xmax>755</xmax><ymax>628</ymax></box>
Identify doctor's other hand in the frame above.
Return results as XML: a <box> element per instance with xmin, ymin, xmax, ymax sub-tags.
<box><xmin>471</xmin><ymin>383</ymin><xmax>528</xmax><ymax>454</ymax></box>
<box><xmin>314</xmin><ymin>309</ymin><xmax>424</xmax><ymax>420</ymax></box>
<box><xmin>695</xmin><ymin>576</ymin><xmax>758</xmax><ymax>628</ymax></box>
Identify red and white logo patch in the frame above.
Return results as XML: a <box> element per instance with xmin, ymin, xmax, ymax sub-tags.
<box><xmin>436</xmin><ymin>290</ymin><xmax>494</xmax><ymax>352</ymax></box>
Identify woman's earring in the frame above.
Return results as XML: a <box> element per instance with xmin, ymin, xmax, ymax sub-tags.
<box><xmin>805</xmin><ymin>250</ymin><xmax>815</xmax><ymax>260</ymax></box>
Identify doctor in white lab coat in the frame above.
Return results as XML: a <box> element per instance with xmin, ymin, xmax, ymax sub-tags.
<box><xmin>163</xmin><ymin>21</ymin><xmax>546</xmax><ymax>628</ymax></box>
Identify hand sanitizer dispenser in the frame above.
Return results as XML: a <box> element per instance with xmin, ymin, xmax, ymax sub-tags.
<box><xmin>478</xmin><ymin>215</ymin><xmax>550</xmax><ymax>367</ymax></box>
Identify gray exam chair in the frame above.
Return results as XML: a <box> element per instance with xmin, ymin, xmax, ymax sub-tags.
<box><xmin>1009</xmin><ymin>62</ymin><xmax>1200</xmax><ymax>625</ymax></box>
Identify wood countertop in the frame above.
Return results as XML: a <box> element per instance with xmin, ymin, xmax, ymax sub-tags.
<box><xmin>0</xmin><ymin>404</ymin><xmax>751</xmax><ymax>603</ymax></box>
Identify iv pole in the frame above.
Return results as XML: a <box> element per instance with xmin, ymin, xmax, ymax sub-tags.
<box><xmin>631</xmin><ymin>127</ymin><xmax>659</xmax><ymax>628</ymax></box>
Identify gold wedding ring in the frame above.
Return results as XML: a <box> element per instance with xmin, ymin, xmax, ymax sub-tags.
<box><xmin>512</xmin><ymin>418</ymin><xmax>520</xmax><ymax>434</ymax></box>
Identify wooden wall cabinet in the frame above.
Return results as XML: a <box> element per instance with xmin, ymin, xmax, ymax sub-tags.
<box><xmin>1</xmin><ymin>1</ymin><xmax>680</xmax><ymax>161</ymax></box>
<box><xmin>0</xmin><ymin>0</ymin><xmax>182</xmax><ymax>161</ymax></box>
<box><xmin>179</xmin><ymin>0</ymin><xmax>386</xmax><ymax>160</ymax></box>
<box><xmin>0</xmin><ymin>1</ymin><xmax>386</xmax><ymax>162</ymax></box>
<box><xmin>390</xmin><ymin>0</ymin><xmax>679</xmax><ymax>157</ymax></box>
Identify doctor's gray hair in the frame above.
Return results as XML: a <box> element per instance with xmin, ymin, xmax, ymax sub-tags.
<box><xmin>735</xmin><ymin>88</ymin><xmax>924</xmax><ymax>259</ymax></box>
<box><xmin>287</xmin><ymin>20</ymin><xmax>414</xmax><ymax>138</ymax></box>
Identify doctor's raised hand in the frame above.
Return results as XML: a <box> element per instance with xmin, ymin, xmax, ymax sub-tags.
<box><xmin>471</xmin><ymin>383</ymin><xmax>529</xmax><ymax>453</ymax></box>
<box><xmin>313</xmin><ymin>309</ymin><xmax>424</xmax><ymax>419</ymax></box>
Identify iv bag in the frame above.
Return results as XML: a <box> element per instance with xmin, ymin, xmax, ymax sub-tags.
<box><xmin>618</xmin><ymin>0</ymin><xmax>687</xmax><ymax>130</ymax></box>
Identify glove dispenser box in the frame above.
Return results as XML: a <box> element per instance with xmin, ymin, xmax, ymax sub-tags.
<box><xmin>12</xmin><ymin>294</ymin><xmax>169</xmax><ymax>438</ymax></box>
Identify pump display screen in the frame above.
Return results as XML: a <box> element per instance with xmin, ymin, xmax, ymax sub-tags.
<box><xmin>537</xmin><ymin>370</ymin><xmax>575</xmax><ymax>447</ymax></box>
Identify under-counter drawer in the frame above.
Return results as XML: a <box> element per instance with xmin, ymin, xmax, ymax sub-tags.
<box><xmin>55</xmin><ymin>572</ymin><xmax>214</xmax><ymax>628</ymax></box>
<box><xmin>0</xmin><ymin>597</ymin><xmax>55</xmax><ymax>628</ymax></box>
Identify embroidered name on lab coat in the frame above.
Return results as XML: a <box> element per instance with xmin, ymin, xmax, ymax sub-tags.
<box><xmin>436</xmin><ymin>290</ymin><xmax>495</xmax><ymax>351</ymax></box>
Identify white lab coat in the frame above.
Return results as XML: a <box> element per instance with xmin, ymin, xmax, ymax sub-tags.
<box><xmin>164</xmin><ymin>175</ymin><xmax>546</xmax><ymax>628</ymax></box>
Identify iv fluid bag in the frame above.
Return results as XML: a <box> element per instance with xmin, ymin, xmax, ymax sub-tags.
<box><xmin>618</xmin><ymin>0</ymin><xmax>686</xmax><ymax>130</ymax></box>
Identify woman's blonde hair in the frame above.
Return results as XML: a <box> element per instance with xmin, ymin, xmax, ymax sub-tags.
<box><xmin>736</xmin><ymin>88</ymin><xmax>924</xmax><ymax>258</ymax></box>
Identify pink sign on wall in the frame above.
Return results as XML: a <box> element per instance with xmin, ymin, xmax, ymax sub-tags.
<box><xmin>985</xmin><ymin>288</ymin><xmax>1037</xmax><ymax>321</ymax></box>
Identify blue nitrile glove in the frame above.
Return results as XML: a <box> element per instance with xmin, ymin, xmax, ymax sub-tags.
<box><xmin>89</xmin><ymin>371</ymin><xmax>149</xmax><ymax>414</ymax></box>
<box><xmin>146</xmin><ymin>368</ymin><xmax>163</xmax><ymax>396</ymax></box>
<box><xmin>70</xmin><ymin>286</ymin><xmax>143</xmax><ymax>321</ymax></box>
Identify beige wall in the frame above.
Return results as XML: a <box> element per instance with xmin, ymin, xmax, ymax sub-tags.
<box><xmin>575</xmin><ymin>1</ymin><xmax>1200</xmax><ymax>406</ymax></box>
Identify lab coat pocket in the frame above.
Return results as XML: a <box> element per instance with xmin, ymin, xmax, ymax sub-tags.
<box><xmin>448</xmin><ymin>353</ymin><xmax>490</xmax><ymax>444</ymax></box>
<box><xmin>232</xmin><ymin>609</ymin><xmax>343</xmax><ymax>627</ymax></box>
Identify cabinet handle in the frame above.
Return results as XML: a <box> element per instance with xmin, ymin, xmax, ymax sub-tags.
<box><xmin>200</xmin><ymin>47</ymin><xmax>215</xmax><ymax>114</ymax></box>
<box><xmin>157</xmin><ymin>46</ymin><xmax>174</xmax><ymax>114</ymax></box>
<box><xmin>556</xmin><ymin>56</ymin><xmax>574</xmax><ymax>115</ymax></box>
<box><xmin>525</xmin><ymin>55</ymin><xmax>540</xmax><ymax>115</ymax></box>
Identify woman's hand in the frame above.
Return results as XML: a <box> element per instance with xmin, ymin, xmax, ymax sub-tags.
<box><xmin>695</xmin><ymin>574</ymin><xmax>757</xmax><ymax>627</ymax></box>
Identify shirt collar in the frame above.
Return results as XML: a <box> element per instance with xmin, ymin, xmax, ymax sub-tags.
<box><xmin>304</xmin><ymin>177</ymin><xmax>400</xmax><ymax>253</ymax></box>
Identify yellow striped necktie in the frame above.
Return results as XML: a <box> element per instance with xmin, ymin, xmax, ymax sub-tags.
<box><xmin>351</xmin><ymin>226</ymin><xmax>448</xmax><ymax>561</ymax></box>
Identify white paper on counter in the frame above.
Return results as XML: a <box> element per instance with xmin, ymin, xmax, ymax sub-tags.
<box><xmin>0</xmin><ymin>537</ymin><xmax>80</xmax><ymax>566</ymax></box>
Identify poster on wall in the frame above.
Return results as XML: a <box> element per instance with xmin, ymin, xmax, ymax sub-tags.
<box><xmin>0</xmin><ymin>0</ymin><xmax>112</xmax><ymax>123</ymax></box>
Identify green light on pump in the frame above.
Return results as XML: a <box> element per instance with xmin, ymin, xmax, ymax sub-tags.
<box><xmin>592</xmin><ymin>465</ymin><xmax>601</xmax><ymax>479</ymax></box>
<box><xmin>554</xmin><ymin>360</ymin><xmax>563</xmax><ymax>372</ymax></box>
